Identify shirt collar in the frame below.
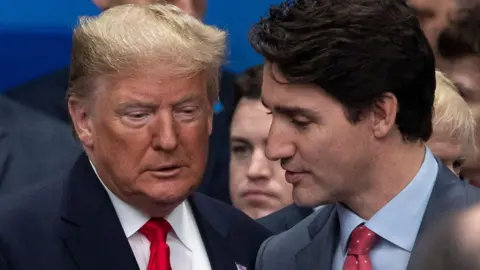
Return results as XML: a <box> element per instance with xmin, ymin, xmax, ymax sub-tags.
<box><xmin>337</xmin><ymin>147</ymin><xmax>438</xmax><ymax>253</ymax></box>
<box><xmin>89</xmin><ymin>160</ymin><xmax>195</xmax><ymax>251</ymax></box>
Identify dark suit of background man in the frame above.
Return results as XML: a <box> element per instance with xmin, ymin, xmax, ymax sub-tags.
<box><xmin>247</xmin><ymin>0</ymin><xmax>480</xmax><ymax>269</ymax></box>
<box><xmin>0</xmin><ymin>95</ymin><xmax>81</xmax><ymax>195</ymax></box>
<box><xmin>3</xmin><ymin>0</ymin><xmax>234</xmax><ymax>205</ymax></box>
<box><xmin>0</xmin><ymin>4</ymin><xmax>271</xmax><ymax>270</ymax></box>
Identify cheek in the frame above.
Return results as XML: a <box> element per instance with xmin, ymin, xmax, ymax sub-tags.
<box><xmin>178</xmin><ymin>121</ymin><xmax>211</xmax><ymax>166</ymax></box>
<box><xmin>229</xmin><ymin>158</ymin><xmax>249</xmax><ymax>184</ymax></box>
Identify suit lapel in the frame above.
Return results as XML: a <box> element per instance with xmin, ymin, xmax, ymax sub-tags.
<box><xmin>285</xmin><ymin>205</ymin><xmax>313</xmax><ymax>230</ymax></box>
<box><xmin>189</xmin><ymin>194</ymin><xmax>240</xmax><ymax>270</ymax></box>
<box><xmin>292</xmin><ymin>205</ymin><xmax>339</xmax><ymax>270</ymax></box>
<box><xmin>60</xmin><ymin>154</ymin><xmax>139</xmax><ymax>270</ymax></box>
<box><xmin>407</xmin><ymin>163</ymin><xmax>470</xmax><ymax>270</ymax></box>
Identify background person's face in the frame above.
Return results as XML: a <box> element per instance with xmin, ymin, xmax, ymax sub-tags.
<box><xmin>92</xmin><ymin>0</ymin><xmax>207</xmax><ymax>18</ymax></box>
<box><xmin>427</xmin><ymin>134</ymin><xmax>465</xmax><ymax>176</ymax></box>
<box><xmin>409</xmin><ymin>0</ymin><xmax>455</xmax><ymax>54</ymax></box>
<box><xmin>70</xmin><ymin>71</ymin><xmax>212</xmax><ymax>217</ymax></box>
<box><xmin>441</xmin><ymin>56</ymin><xmax>480</xmax><ymax>185</ymax></box>
<box><xmin>229</xmin><ymin>98</ymin><xmax>293</xmax><ymax>219</ymax></box>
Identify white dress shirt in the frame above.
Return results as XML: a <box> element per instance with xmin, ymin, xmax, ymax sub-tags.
<box><xmin>91</xmin><ymin>161</ymin><xmax>212</xmax><ymax>270</ymax></box>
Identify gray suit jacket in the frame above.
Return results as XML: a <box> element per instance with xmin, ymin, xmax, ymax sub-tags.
<box><xmin>0</xmin><ymin>95</ymin><xmax>81</xmax><ymax>196</ymax></box>
<box><xmin>255</xmin><ymin>162</ymin><xmax>480</xmax><ymax>270</ymax></box>
<box><xmin>257</xmin><ymin>204</ymin><xmax>314</xmax><ymax>234</ymax></box>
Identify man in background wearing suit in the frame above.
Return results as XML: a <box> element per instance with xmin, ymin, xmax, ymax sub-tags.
<box><xmin>0</xmin><ymin>4</ymin><xmax>271</xmax><ymax>270</ymax></box>
<box><xmin>4</xmin><ymin>0</ymin><xmax>234</xmax><ymax>205</ymax></box>
<box><xmin>0</xmin><ymin>95</ymin><xmax>80</xmax><ymax>195</ymax></box>
<box><xmin>248</xmin><ymin>0</ymin><xmax>480</xmax><ymax>269</ymax></box>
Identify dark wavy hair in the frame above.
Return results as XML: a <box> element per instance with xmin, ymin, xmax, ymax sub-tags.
<box><xmin>249</xmin><ymin>0</ymin><xmax>436</xmax><ymax>142</ymax></box>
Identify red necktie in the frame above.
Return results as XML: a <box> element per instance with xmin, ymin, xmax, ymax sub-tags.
<box><xmin>139</xmin><ymin>218</ymin><xmax>172</xmax><ymax>270</ymax></box>
<box><xmin>343</xmin><ymin>225</ymin><xmax>379</xmax><ymax>270</ymax></box>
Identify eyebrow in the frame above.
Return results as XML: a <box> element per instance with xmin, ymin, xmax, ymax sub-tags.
<box><xmin>230</xmin><ymin>136</ymin><xmax>251</xmax><ymax>145</ymax></box>
<box><xmin>116</xmin><ymin>102</ymin><xmax>157</xmax><ymax>112</ymax></box>
<box><xmin>261</xmin><ymin>98</ymin><xmax>316</xmax><ymax>118</ymax></box>
<box><xmin>172</xmin><ymin>94</ymin><xmax>203</xmax><ymax>107</ymax></box>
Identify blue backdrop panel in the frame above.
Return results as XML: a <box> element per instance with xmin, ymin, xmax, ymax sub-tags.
<box><xmin>0</xmin><ymin>0</ymin><xmax>279</xmax><ymax>92</ymax></box>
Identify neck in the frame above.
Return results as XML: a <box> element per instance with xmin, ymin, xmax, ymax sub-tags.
<box><xmin>343</xmin><ymin>141</ymin><xmax>426</xmax><ymax>220</ymax></box>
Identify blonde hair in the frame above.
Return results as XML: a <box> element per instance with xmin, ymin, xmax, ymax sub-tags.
<box><xmin>67</xmin><ymin>3</ymin><xmax>226</xmax><ymax>103</ymax></box>
<box><xmin>432</xmin><ymin>71</ymin><xmax>477</xmax><ymax>158</ymax></box>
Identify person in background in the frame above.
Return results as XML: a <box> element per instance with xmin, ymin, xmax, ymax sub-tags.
<box><xmin>229</xmin><ymin>65</ymin><xmax>295</xmax><ymax>219</ymax></box>
<box><xmin>0</xmin><ymin>4</ymin><xmax>271</xmax><ymax>270</ymax></box>
<box><xmin>427</xmin><ymin>71</ymin><xmax>477</xmax><ymax>176</ymax></box>
<box><xmin>408</xmin><ymin>0</ymin><xmax>455</xmax><ymax>56</ymax></box>
<box><xmin>412</xmin><ymin>203</ymin><xmax>480</xmax><ymax>270</ymax></box>
<box><xmin>0</xmin><ymin>95</ymin><xmax>81</xmax><ymax>195</ymax></box>
<box><xmin>433</xmin><ymin>2</ymin><xmax>480</xmax><ymax>185</ymax></box>
<box><xmin>3</xmin><ymin>0</ymin><xmax>234</xmax><ymax>204</ymax></box>
<box><xmin>248</xmin><ymin>0</ymin><xmax>480</xmax><ymax>269</ymax></box>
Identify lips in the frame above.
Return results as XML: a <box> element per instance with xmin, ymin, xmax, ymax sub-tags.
<box><xmin>241</xmin><ymin>189</ymin><xmax>275</xmax><ymax>202</ymax></box>
<box><xmin>148</xmin><ymin>164</ymin><xmax>184</xmax><ymax>178</ymax></box>
<box><xmin>285</xmin><ymin>170</ymin><xmax>306</xmax><ymax>184</ymax></box>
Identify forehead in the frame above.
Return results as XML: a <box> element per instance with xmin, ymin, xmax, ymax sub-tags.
<box><xmin>105</xmin><ymin>72</ymin><xmax>208</xmax><ymax>103</ymax></box>
<box><xmin>428</xmin><ymin>135</ymin><xmax>463</xmax><ymax>156</ymax></box>
<box><xmin>231</xmin><ymin>99</ymin><xmax>271</xmax><ymax>136</ymax></box>
<box><xmin>409</xmin><ymin>0</ymin><xmax>450</xmax><ymax>10</ymax></box>
<box><xmin>261</xmin><ymin>64</ymin><xmax>340</xmax><ymax>112</ymax></box>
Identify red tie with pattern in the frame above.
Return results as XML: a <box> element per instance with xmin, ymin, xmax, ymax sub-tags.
<box><xmin>343</xmin><ymin>225</ymin><xmax>379</xmax><ymax>270</ymax></box>
<box><xmin>139</xmin><ymin>218</ymin><xmax>172</xmax><ymax>270</ymax></box>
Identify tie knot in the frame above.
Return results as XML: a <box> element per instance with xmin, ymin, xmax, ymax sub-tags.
<box><xmin>139</xmin><ymin>218</ymin><xmax>171</xmax><ymax>244</ymax></box>
<box><xmin>347</xmin><ymin>225</ymin><xmax>378</xmax><ymax>255</ymax></box>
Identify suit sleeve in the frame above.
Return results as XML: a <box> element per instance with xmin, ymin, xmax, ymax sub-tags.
<box><xmin>255</xmin><ymin>236</ymin><xmax>276</xmax><ymax>270</ymax></box>
<box><xmin>0</xmin><ymin>249</ymin><xmax>10</xmax><ymax>270</ymax></box>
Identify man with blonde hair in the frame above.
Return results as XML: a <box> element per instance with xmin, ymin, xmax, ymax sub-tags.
<box><xmin>0</xmin><ymin>4</ymin><xmax>271</xmax><ymax>270</ymax></box>
<box><xmin>5</xmin><ymin>0</ymin><xmax>235</xmax><ymax>206</ymax></box>
<box><xmin>427</xmin><ymin>71</ymin><xmax>477</xmax><ymax>176</ymax></box>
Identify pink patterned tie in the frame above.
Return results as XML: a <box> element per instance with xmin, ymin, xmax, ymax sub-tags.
<box><xmin>343</xmin><ymin>225</ymin><xmax>379</xmax><ymax>270</ymax></box>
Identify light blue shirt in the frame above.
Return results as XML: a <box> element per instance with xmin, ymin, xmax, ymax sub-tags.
<box><xmin>332</xmin><ymin>148</ymin><xmax>438</xmax><ymax>270</ymax></box>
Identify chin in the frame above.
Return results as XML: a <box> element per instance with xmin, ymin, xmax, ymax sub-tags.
<box><xmin>293</xmin><ymin>189</ymin><xmax>330</xmax><ymax>208</ymax></box>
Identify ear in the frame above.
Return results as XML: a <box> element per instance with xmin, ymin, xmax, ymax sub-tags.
<box><xmin>369</xmin><ymin>93</ymin><xmax>398</xmax><ymax>139</ymax></box>
<box><xmin>68</xmin><ymin>97</ymin><xmax>95</xmax><ymax>148</ymax></box>
<box><xmin>207</xmin><ymin>107</ymin><xmax>213</xmax><ymax>136</ymax></box>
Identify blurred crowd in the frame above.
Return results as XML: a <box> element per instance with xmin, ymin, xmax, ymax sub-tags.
<box><xmin>1</xmin><ymin>0</ymin><xmax>480</xmax><ymax>269</ymax></box>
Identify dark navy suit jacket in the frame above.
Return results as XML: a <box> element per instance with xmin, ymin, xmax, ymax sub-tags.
<box><xmin>257</xmin><ymin>204</ymin><xmax>313</xmax><ymax>234</ymax></box>
<box><xmin>0</xmin><ymin>154</ymin><xmax>272</xmax><ymax>270</ymax></box>
<box><xmin>5</xmin><ymin>68</ymin><xmax>236</xmax><ymax>204</ymax></box>
<box><xmin>0</xmin><ymin>95</ymin><xmax>81</xmax><ymax>195</ymax></box>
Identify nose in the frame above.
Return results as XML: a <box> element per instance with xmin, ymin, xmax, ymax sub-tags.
<box><xmin>265</xmin><ymin>120</ymin><xmax>295</xmax><ymax>161</ymax></box>
<box><xmin>151</xmin><ymin>112</ymin><xmax>179</xmax><ymax>152</ymax></box>
<box><xmin>246</xmin><ymin>149</ymin><xmax>272</xmax><ymax>181</ymax></box>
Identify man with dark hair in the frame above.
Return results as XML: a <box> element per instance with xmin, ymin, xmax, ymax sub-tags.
<box><xmin>249</xmin><ymin>0</ymin><xmax>480</xmax><ymax>269</ymax></box>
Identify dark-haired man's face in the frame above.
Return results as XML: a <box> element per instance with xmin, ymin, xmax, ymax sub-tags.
<box><xmin>260</xmin><ymin>64</ymin><xmax>375</xmax><ymax>207</ymax></box>
<box><xmin>409</xmin><ymin>0</ymin><xmax>455</xmax><ymax>52</ymax></box>
<box><xmin>92</xmin><ymin>0</ymin><xmax>207</xmax><ymax>19</ymax></box>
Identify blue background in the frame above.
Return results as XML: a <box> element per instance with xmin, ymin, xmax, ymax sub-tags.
<box><xmin>0</xmin><ymin>0</ymin><xmax>278</xmax><ymax>92</ymax></box>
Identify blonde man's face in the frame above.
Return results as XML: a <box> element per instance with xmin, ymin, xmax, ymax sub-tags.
<box><xmin>92</xmin><ymin>0</ymin><xmax>206</xmax><ymax>19</ymax></box>
<box><xmin>427</xmin><ymin>135</ymin><xmax>465</xmax><ymax>176</ymax></box>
